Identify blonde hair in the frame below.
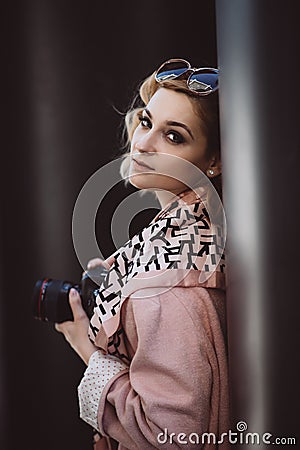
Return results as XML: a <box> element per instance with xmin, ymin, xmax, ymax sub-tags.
<box><xmin>120</xmin><ymin>70</ymin><xmax>222</xmax><ymax>198</ymax></box>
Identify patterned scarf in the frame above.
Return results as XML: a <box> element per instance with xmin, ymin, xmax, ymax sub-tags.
<box><xmin>88</xmin><ymin>188</ymin><xmax>226</xmax><ymax>349</ymax></box>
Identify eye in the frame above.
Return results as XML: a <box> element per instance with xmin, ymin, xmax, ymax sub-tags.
<box><xmin>166</xmin><ymin>131</ymin><xmax>185</xmax><ymax>144</ymax></box>
<box><xmin>138</xmin><ymin>114</ymin><xmax>151</xmax><ymax>129</ymax></box>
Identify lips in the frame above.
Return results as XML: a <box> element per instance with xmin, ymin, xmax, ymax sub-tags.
<box><xmin>132</xmin><ymin>157</ymin><xmax>154</xmax><ymax>170</ymax></box>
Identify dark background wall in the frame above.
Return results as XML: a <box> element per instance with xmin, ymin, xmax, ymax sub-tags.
<box><xmin>2</xmin><ymin>2</ymin><xmax>218</xmax><ymax>449</ymax></box>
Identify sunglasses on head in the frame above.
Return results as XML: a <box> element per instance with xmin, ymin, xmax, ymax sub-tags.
<box><xmin>155</xmin><ymin>58</ymin><xmax>219</xmax><ymax>95</ymax></box>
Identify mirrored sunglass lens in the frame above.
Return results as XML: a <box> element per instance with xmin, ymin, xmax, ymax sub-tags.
<box><xmin>188</xmin><ymin>71</ymin><xmax>218</xmax><ymax>93</ymax></box>
<box><xmin>156</xmin><ymin>61</ymin><xmax>189</xmax><ymax>81</ymax></box>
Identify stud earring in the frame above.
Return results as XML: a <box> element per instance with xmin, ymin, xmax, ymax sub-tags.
<box><xmin>207</xmin><ymin>169</ymin><xmax>214</xmax><ymax>176</ymax></box>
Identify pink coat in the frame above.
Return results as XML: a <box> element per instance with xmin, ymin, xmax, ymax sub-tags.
<box><xmin>90</xmin><ymin>190</ymin><xmax>230</xmax><ymax>449</ymax></box>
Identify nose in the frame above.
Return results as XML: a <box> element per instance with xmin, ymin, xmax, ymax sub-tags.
<box><xmin>134</xmin><ymin>130</ymin><xmax>156</xmax><ymax>153</ymax></box>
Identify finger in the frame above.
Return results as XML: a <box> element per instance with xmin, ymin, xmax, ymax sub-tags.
<box><xmin>87</xmin><ymin>258</ymin><xmax>104</xmax><ymax>270</ymax></box>
<box><xmin>69</xmin><ymin>288</ymin><xmax>87</xmax><ymax>321</ymax></box>
<box><xmin>54</xmin><ymin>321</ymin><xmax>70</xmax><ymax>332</ymax></box>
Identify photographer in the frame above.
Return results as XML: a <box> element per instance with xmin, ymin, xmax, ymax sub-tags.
<box><xmin>55</xmin><ymin>59</ymin><xmax>229</xmax><ymax>449</ymax></box>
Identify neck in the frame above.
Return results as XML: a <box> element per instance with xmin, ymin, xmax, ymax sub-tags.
<box><xmin>155</xmin><ymin>189</ymin><xmax>183</xmax><ymax>209</ymax></box>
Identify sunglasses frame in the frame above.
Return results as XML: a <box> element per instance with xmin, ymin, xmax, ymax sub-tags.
<box><xmin>155</xmin><ymin>58</ymin><xmax>219</xmax><ymax>96</ymax></box>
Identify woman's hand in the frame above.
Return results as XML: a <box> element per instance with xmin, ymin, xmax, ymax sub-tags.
<box><xmin>55</xmin><ymin>288</ymin><xmax>98</xmax><ymax>365</ymax></box>
<box><xmin>86</xmin><ymin>255</ymin><xmax>115</xmax><ymax>271</ymax></box>
<box><xmin>86</xmin><ymin>257</ymin><xmax>105</xmax><ymax>270</ymax></box>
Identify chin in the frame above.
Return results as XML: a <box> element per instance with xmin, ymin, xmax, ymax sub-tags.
<box><xmin>128</xmin><ymin>173</ymin><xmax>158</xmax><ymax>190</ymax></box>
<box><xmin>129</xmin><ymin>173</ymin><xmax>186</xmax><ymax>194</ymax></box>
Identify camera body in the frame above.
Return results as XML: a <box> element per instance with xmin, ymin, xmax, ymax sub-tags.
<box><xmin>32</xmin><ymin>266</ymin><xmax>108</xmax><ymax>323</ymax></box>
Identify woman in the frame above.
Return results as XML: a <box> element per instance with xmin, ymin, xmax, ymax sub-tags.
<box><xmin>56</xmin><ymin>59</ymin><xmax>230</xmax><ymax>449</ymax></box>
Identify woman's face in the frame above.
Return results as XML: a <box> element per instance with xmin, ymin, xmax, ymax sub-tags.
<box><xmin>129</xmin><ymin>87</ymin><xmax>213</xmax><ymax>194</ymax></box>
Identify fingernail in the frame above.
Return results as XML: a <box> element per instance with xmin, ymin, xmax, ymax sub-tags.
<box><xmin>70</xmin><ymin>288</ymin><xmax>78</xmax><ymax>297</ymax></box>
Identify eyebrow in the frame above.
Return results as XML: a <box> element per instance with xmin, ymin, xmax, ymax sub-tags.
<box><xmin>144</xmin><ymin>108</ymin><xmax>194</xmax><ymax>140</ymax></box>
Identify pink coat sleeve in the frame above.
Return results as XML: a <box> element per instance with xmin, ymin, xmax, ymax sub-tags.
<box><xmin>97</xmin><ymin>287</ymin><xmax>229</xmax><ymax>449</ymax></box>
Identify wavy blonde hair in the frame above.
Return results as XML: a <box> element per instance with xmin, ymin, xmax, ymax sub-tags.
<box><xmin>119</xmin><ymin>69</ymin><xmax>222</xmax><ymax>198</ymax></box>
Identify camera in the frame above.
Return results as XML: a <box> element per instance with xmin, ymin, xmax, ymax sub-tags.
<box><xmin>32</xmin><ymin>266</ymin><xmax>108</xmax><ymax>323</ymax></box>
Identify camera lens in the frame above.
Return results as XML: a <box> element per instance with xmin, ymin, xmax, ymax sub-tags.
<box><xmin>32</xmin><ymin>279</ymin><xmax>77</xmax><ymax>323</ymax></box>
<box><xmin>32</xmin><ymin>266</ymin><xmax>109</xmax><ymax>324</ymax></box>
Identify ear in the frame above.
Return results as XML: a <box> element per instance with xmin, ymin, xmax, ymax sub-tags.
<box><xmin>206</xmin><ymin>156</ymin><xmax>222</xmax><ymax>178</ymax></box>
